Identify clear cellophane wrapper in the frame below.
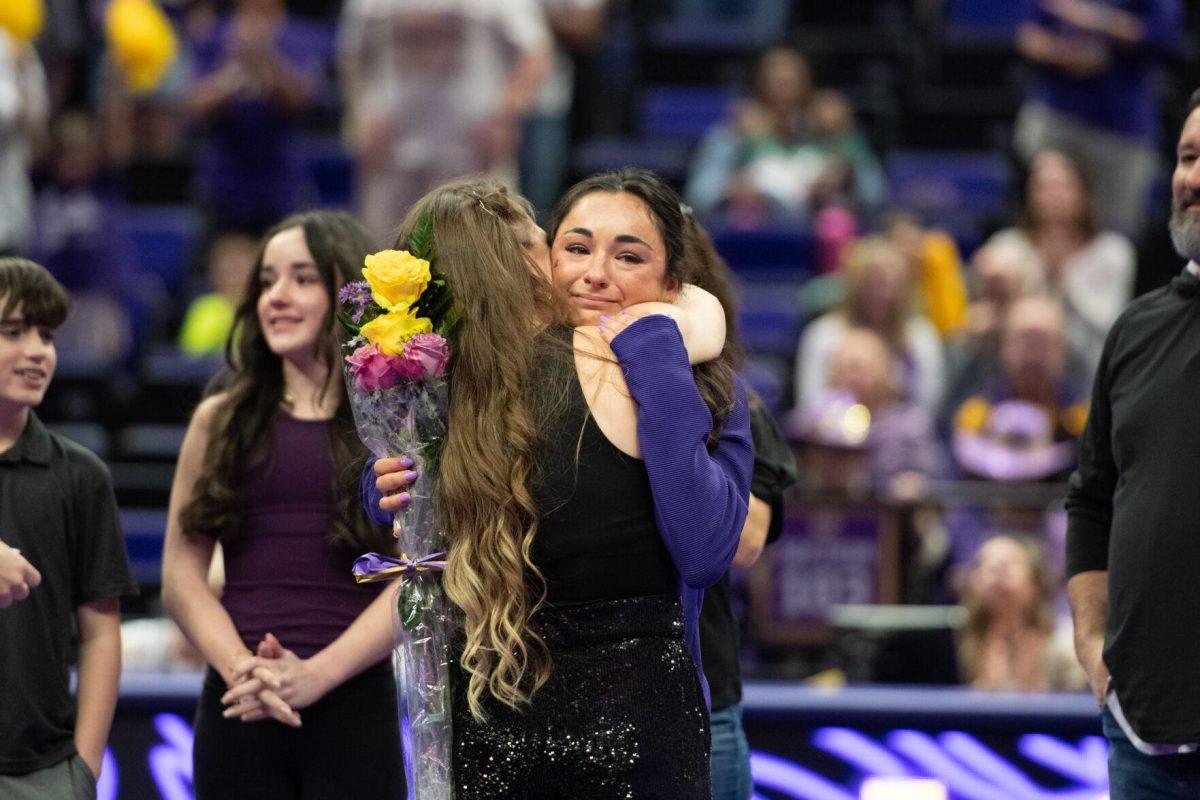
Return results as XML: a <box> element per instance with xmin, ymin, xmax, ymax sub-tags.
<box><xmin>345</xmin><ymin>372</ymin><xmax>454</xmax><ymax>800</ymax></box>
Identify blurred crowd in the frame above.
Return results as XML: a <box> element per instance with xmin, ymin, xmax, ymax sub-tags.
<box><xmin>2</xmin><ymin>0</ymin><xmax>1196</xmax><ymax>694</ymax></box>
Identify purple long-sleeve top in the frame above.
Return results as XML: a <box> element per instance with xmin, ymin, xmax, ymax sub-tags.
<box><xmin>609</xmin><ymin>316</ymin><xmax>754</xmax><ymax>700</ymax></box>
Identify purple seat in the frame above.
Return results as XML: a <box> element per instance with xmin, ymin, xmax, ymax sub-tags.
<box><xmin>886</xmin><ymin>151</ymin><xmax>1011</xmax><ymax>217</ymax></box>
<box><xmin>639</xmin><ymin>86</ymin><xmax>736</xmax><ymax>142</ymax></box>
<box><xmin>128</xmin><ymin>206</ymin><xmax>201</xmax><ymax>295</ymax></box>
<box><xmin>710</xmin><ymin>227</ymin><xmax>814</xmax><ymax>276</ymax></box>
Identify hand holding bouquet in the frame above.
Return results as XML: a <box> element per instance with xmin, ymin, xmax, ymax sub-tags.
<box><xmin>337</xmin><ymin>215</ymin><xmax>457</xmax><ymax>799</ymax></box>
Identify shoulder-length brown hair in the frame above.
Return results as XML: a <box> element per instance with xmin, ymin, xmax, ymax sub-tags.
<box><xmin>1018</xmin><ymin>148</ymin><xmax>1099</xmax><ymax>239</ymax></box>
<box><xmin>551</xmin><ymin>169</ymin><xmax>738</xmax><ymax>447</ymax></box>
<box><xmin>399</xmin><ymin>178</ymin><xmax>570</xmax><ymax>721</ymax></box>
<box><xmin>179</xmin><ymin>210</ymin><xmax>389</xmax><ymax>553</ymax></box>
<box><xmin>959</xmin><ymin>535</ymin><xmax>1056</xmax><ymax>683</ymax></box>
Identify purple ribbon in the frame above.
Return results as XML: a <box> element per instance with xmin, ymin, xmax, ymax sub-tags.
<box><xmin>352</xmin><ymin>551</ymin><xmax>447</xmax><ymax>584</ymax></box>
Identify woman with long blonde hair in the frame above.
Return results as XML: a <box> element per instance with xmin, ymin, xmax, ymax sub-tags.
<box><xmin>222</xmin><ymin>175</ymin><xmax>753</xmax><ymax>796</ymax></box>
<box><xmin>794</xmin><ymin>235</ymin><xmax>946</xmax><ymax>410</ymax></box>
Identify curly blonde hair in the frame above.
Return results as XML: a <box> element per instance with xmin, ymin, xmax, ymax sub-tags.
<box><xmin>393</xmin><ymin>178</ymin><xmax>570</xmax><ymax>721</ymax></box>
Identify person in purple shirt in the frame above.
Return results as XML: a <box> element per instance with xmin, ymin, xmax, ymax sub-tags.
<box><xmin>222</xmin><ymin>173</ymin><xmax>752</xmax><ymax>797</ymax></box>
<box><xmin>187</xmin><ymin>0</ymin><xmax>325</xmax><ymax>235</ymax></box>
<box><xmin>159</xmin><ymin>211</ymin><xmax>405</xmax><ymax>799</ymax></box>
<box><xmin>1014</xmin><ymin>0</ymin><xmax>1182</xmax><ymax>234</ymax></box>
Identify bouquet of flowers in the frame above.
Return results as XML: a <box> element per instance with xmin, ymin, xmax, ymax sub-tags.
<box><xmin>337</xmin><ymin>215</ymin><xmax>457</xmax><ymax>799</ymax></box>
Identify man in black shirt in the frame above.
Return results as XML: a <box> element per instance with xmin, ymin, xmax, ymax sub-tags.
<box><xmin>1067</xmin><ymin>88</ymin><xmax>1200</xmax><ymax>799</ymax></box>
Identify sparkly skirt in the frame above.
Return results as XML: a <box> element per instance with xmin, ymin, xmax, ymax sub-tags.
<box><xmin>452</xmin><ymin>594</ymin><xmax>711</xmax><ymax>799</ymax></box>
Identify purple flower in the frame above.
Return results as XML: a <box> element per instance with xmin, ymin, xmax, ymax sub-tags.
<box><xmin>399</xmin><ymin>333</ymin><xmax>451</xmax><ymax>378</ymax></box>
<box><xmin>338</xmin><ymin>281</ymin><xmax>373</xmax><ymax>323</ymax></box>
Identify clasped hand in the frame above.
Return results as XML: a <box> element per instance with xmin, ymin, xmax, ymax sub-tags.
<box><xmin>220</xmin><ymin>633</ymin><xmax>312</xmax><ymax>728</ymax></box>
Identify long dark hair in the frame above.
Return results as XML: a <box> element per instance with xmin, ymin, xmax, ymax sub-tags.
<box><xmin>179</xmin><ymin>211</ymin><xmax>389</xmax><ymax>552</ymax></box>
<box><xmin>551</xmin><ymin>169</ymin><xmax>737</xmax><ymax>446</ymax></box>
<box><xmin>682</xmin><ymin>212</ymin><xmax>745</xmax><ymax>369</ymax></box>
<box><xmin>1018</xmin><ymin>148</ymin><xmax>1099</xmax><ymax>239</ymax></box>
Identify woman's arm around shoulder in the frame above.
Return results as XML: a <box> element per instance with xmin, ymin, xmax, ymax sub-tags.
<box><xmin>604</xmin><ymin>315</ymin><xmax>754</xmax><ymax>587</ymax></box>
<box><xmin>620</xmin><ymin>283</ymin><xmax>726</xmax><ymax>365</ymax></box>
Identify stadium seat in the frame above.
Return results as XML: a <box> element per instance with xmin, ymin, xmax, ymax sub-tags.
<box><xmin>710</xmin><ymin>227</ymin><xmax>814</xmax><ymax>276</ymax></box>
<box><xmin>128</xmin><ymin>206</ymin><xmax>202</xmax><ymax>297</ymax></box>
<box><xmin>572</xmin><ymin>138</ymin><xmax>693</xmax><ymax>182</ymax></box>
<box><xmin>885</xmin><ymin>150</ymin><xmax>1011</xmax><ymax>218</ymax></box>
<box><xmin>44</xmin><ymin>422</ymin><xmax>110</xmax><ymax>459</ymax></box>
<box><xmin>737</xmin><ymin>279</ymin><xmax>804</xmax><ymax>357</ymax></box>
<box><xmin>120</xmin><ymin>508</ymin><xmax>169</xmax><ymax>584</ymax></box>
<box><xmin>639</xmin><ymin>86</ymin><xmax>736</xmax><ymax>142</ymax></box>
<box><xmin>943</xmin><ymin>0</ymin><xmax>1023</xmax><ymax>32</ymax></box>
<box><xmin>300</xmin><ymin>133</ymin><xmax>355</xmax><ymax>209</ymax></box>
<box><xmin>117</xmin><ymin>424</ymin><xmax>188</xmax><ymax>461</ymax></box>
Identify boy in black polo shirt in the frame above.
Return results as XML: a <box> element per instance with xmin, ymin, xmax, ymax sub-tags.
<box><xmin>0</xmin><ymin>258</ymin><xmax>137</xmax><ymax>799</ymax></box>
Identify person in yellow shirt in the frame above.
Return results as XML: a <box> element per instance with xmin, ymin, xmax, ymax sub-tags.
<box><xmin>178</xmin><ymin>232</ymin><xmax>257</xmax><ymax>356</ymax></box>
<box><xmin>884</xmin><ymin>212</ymin><xmax>969</xmax><ymax>340</ymax></box>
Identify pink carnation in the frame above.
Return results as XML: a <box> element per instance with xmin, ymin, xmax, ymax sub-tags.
<box><xmin>346</xmin><ymin>344</ymin><xmax>402</xmax><ymax>391</ymax></box>
<box><xmin>399</xmin><ymin>333</ymin><xmax>450</xmax><ymax>378</ymax></box>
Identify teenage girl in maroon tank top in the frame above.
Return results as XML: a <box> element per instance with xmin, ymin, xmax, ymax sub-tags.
<box><xmin>160</xmin><ymin>211</ymin><xmax>406</xmax><ymax>800</ymax></box>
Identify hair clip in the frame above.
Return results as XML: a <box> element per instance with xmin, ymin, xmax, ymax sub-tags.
<box><xmin>477</xmin><ymin>198</ymin><xmax>499</xmax><ymax>219</ymax></box>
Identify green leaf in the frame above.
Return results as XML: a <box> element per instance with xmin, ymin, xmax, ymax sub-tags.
<box><xmin>408</xmin><ymin>212</ymin><xmax>436</xmax><ymax>262</ymax></box>
<box><xmin>398</xmin><ymin>586</ymin><xmax>421</xmax><ymax>630</ymax></box>
<box><xmin>336</xmin><ymin>310</ymin><xmax>361</xmax><ymax>335</ymax></box>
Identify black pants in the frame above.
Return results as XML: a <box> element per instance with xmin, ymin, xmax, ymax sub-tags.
<box><xmin>453</xmin><ymin>594</ymin><xmax>711</xmax><ymax>799</ymax></box>
<box><xmin>193</xmin><ymin>666</ymin><xmax>405</xmax><ymax>800</ymax></box>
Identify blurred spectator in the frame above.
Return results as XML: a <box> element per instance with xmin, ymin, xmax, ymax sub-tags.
<box><xmin>884</xmin><ymin>211</ymin><xmax>969</xmax><ymax>340</ymax></box>
<box><xmin>1014</xmin><ymin>0</ymin><xmax>1183</xmax><ymax>234</ymax></box>
<box><xmin>30</xmin><ymin>110</ymin><xmax>137</xmax><ymax>362</ymax></box>
<box><xmin>794</xmin><ymin>237</ymin><xmax>946</xmax><ymax>411</ymax></box>
<box><xmin>961</xmin><ymin>238</ymin><xmax>1047</xmax><ymax>358</ymax></box>
<box><xmin>685</xmin><ymin>46</ymin><xmax>813</xmax><ymax>221</ymax></box>
<box><xmin>104</xmin><ymin>0</ymin><xmax>194</xmax><ymax>164</ymax></box>
<box><xmin>941</xmin><ymin>237</ymin><xmax>1047</xmax><ymax>423</ymax></box>
<box><xmin>177</xmin><ymin>230</ymin><xmax>257</xmax><ymax>357</ymax></box>
<box><xmin>945</xmin><ymin>295</ymin><xmax>1090</xmax><ymax>481</ymax></box>
<box><xmin>804</xmin><ymin>89</ymin><xmax>887</xmax><ymax>214</ymax></box>
<box><xmin>519</xmin><ymin>0</ymin><xmax>607</xmax><ymax>220</ymax></box>
<box><xmin>337</xmin><ymin>0</ymin><xmax>552</xmax><ymax>238</ymax></box>
<box><xmin>0</xmin><ymin>27</ymin><xmax>48</xmax><ymax>256</ymax></box>
<box><xmin>187</xmin><ymin>0</ymin><xmax>323</xmax><ymax>235</ymax></box>
<box><xmin>34</xmin><ymin>0</ymin><xmax>86</xmax><ymax>115</ymax></box>
<box><xmin>985</xmin><ymin>149</ymin><xmax>1135</xmax><ymax>373</ymax></box>
<box><xmin>795</xmin><ymin>327</ymin><xmax>945</xmax><ymax>496</ymax></box>
<box><xmin>685</xmin><ymin>47</ymin><xmax>885</xmax><ymax>227</ymax></box>
<box><xmin>792</xmin><ymin>327</ymin><xmax>949</xmax><ymax>600</ymax></box>
<box><xmin>958</xmin><ymin>534</ymin><xmax>1084</xmax><ymax>692</ymax></box>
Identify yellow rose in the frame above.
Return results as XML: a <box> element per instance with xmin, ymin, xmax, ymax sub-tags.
<box><xmin>363</xmin><ymin>250</ymin><xmax>431</xmax><ymax>309</ymax></box>
<box><xmin>360</xmin><ymin>307</ymin><xmax>433</xmax><ymax>356</ymax></box>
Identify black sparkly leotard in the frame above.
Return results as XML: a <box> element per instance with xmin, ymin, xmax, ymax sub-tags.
<box><xmin>451</xmin><ymin>329</ymin><xmax>710</xmax><ymax>799</ymax></box>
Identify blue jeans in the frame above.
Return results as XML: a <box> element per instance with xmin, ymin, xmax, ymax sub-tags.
<box><xmin>710</xmin><ymin>703</ymin><xmax>752</xmax><ymax>800</ymax></box>
<box><xmin>1104</xmin><ymin>707</ymin><xmax>1200</xmax><ymax>799</ymax></box>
